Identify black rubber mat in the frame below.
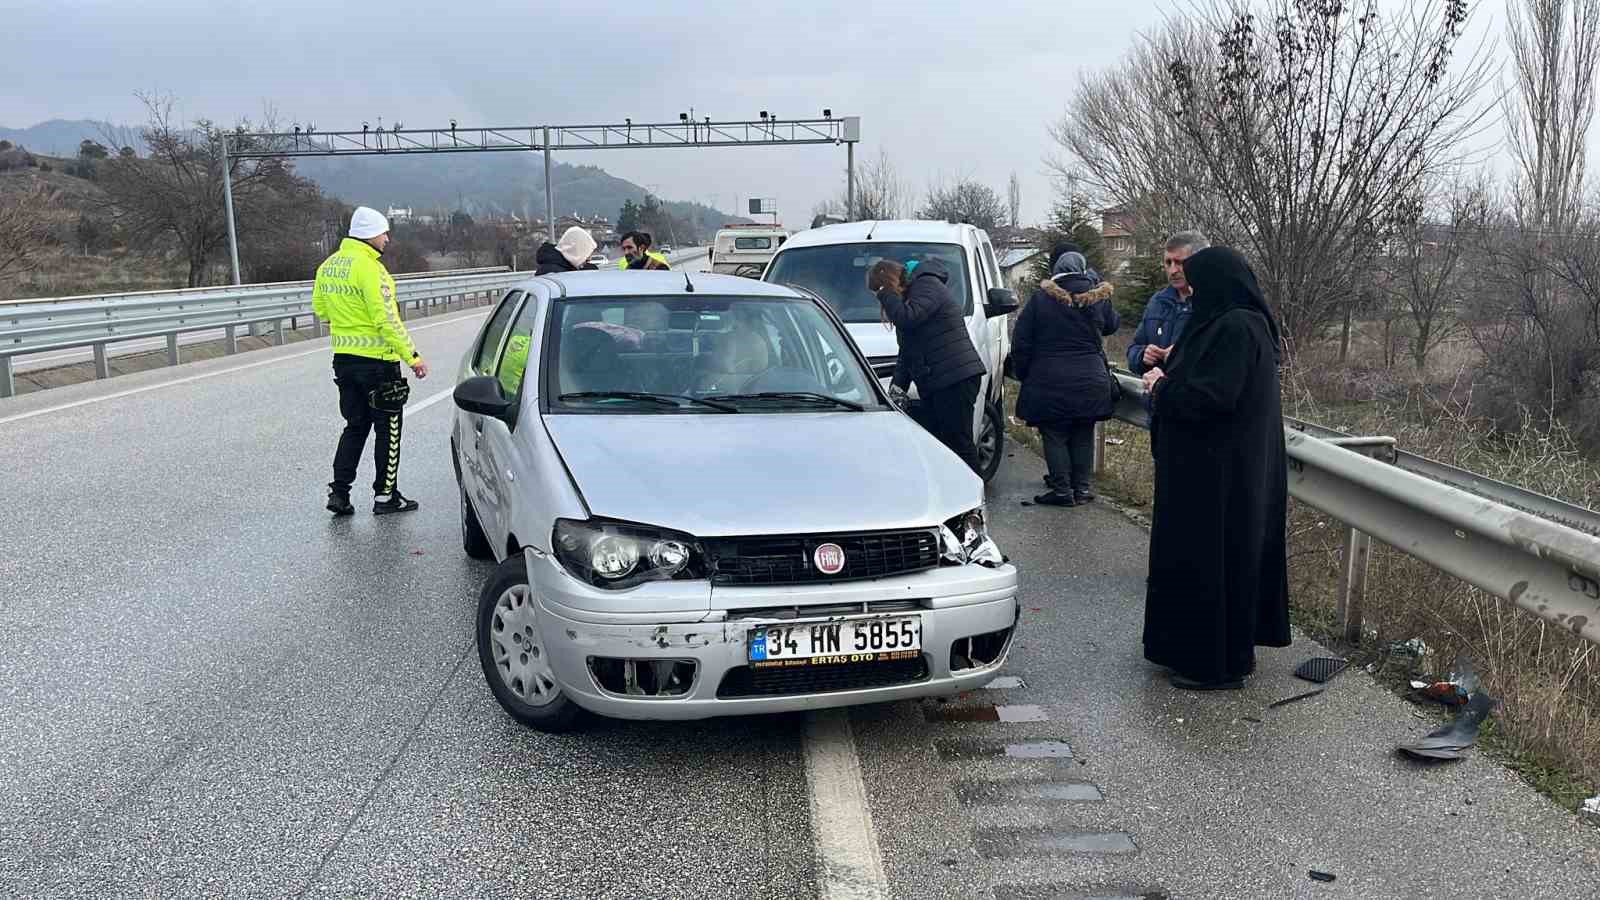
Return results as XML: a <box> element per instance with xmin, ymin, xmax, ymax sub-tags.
<box><xmin>1294</xmin><ymin>657</ymin><xmax>1349</xmax><ymax>684</ymax></box>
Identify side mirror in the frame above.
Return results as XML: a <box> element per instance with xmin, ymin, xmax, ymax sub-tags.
<box><xmin>454</xmin><ymin>375</ymin><xmax>516</xmax><ymax>420</ymax></box>
<box><xmin>984</xmin><ymin>287</ymin><xmax>1020</xmax><ymax>318</ymax></box>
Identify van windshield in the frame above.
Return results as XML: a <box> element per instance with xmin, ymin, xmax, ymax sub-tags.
<box><xmin>764</xmin><ymin>242</ymin><xmax>971</xmax><ymax>323</ymax></box>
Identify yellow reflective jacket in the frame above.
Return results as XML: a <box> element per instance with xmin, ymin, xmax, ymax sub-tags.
<box><xmin>312</xmin><ymin>238</ymin><xmax>421</xmax><ymax>363</ymax></box>
<box><xmin>615</xmin><ymin>251</ymin><xmax>671</xmax><ymax>270</ymax></box>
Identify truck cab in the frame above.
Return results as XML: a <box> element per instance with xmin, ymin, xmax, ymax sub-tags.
<box><xmin>761</xmin><ymin>220</ymin><xmax>1020</xmax><ymax>481</ymax></box>
<box><xmin>709</xmin><ymin>223</ymin><xmax>791</xmax><ymax>278</ymax></box>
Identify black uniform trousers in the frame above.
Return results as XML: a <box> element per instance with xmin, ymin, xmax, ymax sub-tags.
<box><xmin>330</xmin><ymin>356</ymin><xmax>405</xmax><ymax>496</ymax></box>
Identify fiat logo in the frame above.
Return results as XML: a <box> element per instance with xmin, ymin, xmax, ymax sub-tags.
<box><xmin>813</xmin><ymin>543</ymin><xmax>846</xmax><ymax>575</ymax></box>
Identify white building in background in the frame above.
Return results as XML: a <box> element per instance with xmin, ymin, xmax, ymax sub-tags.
<box><xmin>386</xmin><ymin>206</ymin><xmax>413</xmax><ymax>223</ymax></box>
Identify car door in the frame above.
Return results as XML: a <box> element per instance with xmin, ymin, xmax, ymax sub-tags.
<box><xmin>964</xmin><ymin>233</ymin><xmax>995</xmax><ymax>430</ymax></box>
<box><xmin>458</xmin><ymin>290</ymin><xmax>525</xmax><ymax>548</ymax></box>
<box><xmin>473</xmin><ymin>292</ymin><xmax>546</xmax><ymax>550</ymax></box>
<box><xmin>978</xmin><ymin>236</ymin><xmax>1008</xmax><ymax>401</ymax></box>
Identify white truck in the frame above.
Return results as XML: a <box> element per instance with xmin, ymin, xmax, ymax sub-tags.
<box><xmin>761</xmin><ymin>220</ymin><xmax>1020</xmax><ymax>481</ymax></box>
<box><xmin>709</xmin><ymin>224</ymin><xmax>790</xmax><ymax>278</ymax></box>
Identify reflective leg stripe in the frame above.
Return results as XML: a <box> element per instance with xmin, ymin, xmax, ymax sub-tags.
<box><xmin>382</xmin><ymin>414</ymin><xmax>401</xmax><ymax>494</ymax></box>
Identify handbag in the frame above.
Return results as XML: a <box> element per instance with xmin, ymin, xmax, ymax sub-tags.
<box><xmin>1098</xmin><ymin>348</ymin><xmax>1121</xmax><ymax>406</ymax></box>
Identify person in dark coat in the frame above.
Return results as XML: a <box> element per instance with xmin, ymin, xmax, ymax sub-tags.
<box><xmin>1139</xmin><ymin>246</ymin><xmax>1290</xmax><ymax>690</ymax></box>
<box><xmin>869</xmin><ymin>257</ymin><xmax>987</xmax><ymax>472</ymax></box>
<box><xmin>534</xmin><ymin>226</ymin><xmax>600</xmax><ymax>275</ymax></box>
<box><xmin>1012</xmin><ymin>252</ymin><xmax>1120</xmax><ymax>506</ymax></box>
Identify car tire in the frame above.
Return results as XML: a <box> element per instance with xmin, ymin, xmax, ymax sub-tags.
<box><xmin>460</xmin><ymin>485</ymin><xmax>494</xmax><ymax>561</ymax></box>
<box><xmin>976</xmin><ymin>398</ymin><xmax>1005</xmax><ymax>483</ymax></box>
<box><xmin>476</xmin><ymin>556</ymin><xmax>583</xmax><ymax>733</ymax></box>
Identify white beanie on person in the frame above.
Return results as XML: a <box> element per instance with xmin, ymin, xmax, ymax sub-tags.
<box><xmin>349</xmin><ymin>206</ymin><xmax>390</xmax><ymax>240</ymax></box>
<box><xmin>556</xmin><ymin>225</ymin><xmax>598</xmax><ymax>267</ymax></box>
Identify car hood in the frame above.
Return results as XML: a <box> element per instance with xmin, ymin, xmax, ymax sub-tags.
<box><xmin>542</xmin><ymin>411</ymin><xmax>981</xmax><ymax>536</ymax></box>
<box><xmin>845</xmin><ymin>323</ymin><xmax>899</xmax><ymax>360</ymax></box>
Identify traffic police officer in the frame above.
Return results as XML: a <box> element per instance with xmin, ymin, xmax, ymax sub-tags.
<box><xmin>312</xmin><ymin>206</ymin><xmax>429</xmax><ymax>516</ymax></box>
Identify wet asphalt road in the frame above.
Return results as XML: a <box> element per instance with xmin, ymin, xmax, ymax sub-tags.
<box><xmin>3</xmin><ymin>290</ymin><xmax>1599</xmax><ymax>899</ymax></box>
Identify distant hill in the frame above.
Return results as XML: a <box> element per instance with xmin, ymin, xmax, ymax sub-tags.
<box><xmin>0</xmin><ymin>119</ymin><xmax>747</xmax><ymax>238</ymax></box>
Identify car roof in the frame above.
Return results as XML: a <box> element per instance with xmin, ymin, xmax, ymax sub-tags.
<box><xmin>520</xmin><ymin>270</ymin><xmax>809</xmax><ymax>299</ymax></box>
<box><xmin>776</xmin><ymin>219</ymin><xmax>978</xmax><ymax>250</ymax></box>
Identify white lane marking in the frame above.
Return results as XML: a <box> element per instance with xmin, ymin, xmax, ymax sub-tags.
<box><xmin>0</xmin><ymin>313</ymin><xmax>487</xmax><ymax>428</ymax></box>
<box><xmin>804</xmin><ymin>708</ymin><xmax>889</xmax><ymax>900</ymax></box>
<box><xmin>405</xmin><ymin>386</ymin><xmax>455</xmax><ymax>415</ymax></box>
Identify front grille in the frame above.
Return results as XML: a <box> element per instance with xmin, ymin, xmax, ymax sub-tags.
<box><xmin>717</xmin><ymin>655</ymin><xmax>930</xmax><ymax>698</ymax></box>
<box><xmin>707</xmin><ymin>528</ymin><xmax>940</xmax><ymax>586</ymax></box>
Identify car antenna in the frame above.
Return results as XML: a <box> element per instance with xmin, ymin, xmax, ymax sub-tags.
<box><xmin>865</xmin><ymin>220</ymin><xmax>878</xmax><ymax>241</ymax></box>
<box><xmin>683</xmin><ymin>270</ymin><xmax>695</xmax><ymax>293</ymax></box>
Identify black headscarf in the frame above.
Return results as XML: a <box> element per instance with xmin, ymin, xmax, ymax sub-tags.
<box><xmin>1181</xmin><ymin>247</ymin><xmax>1283</xmax><ymax>361</ymax></box>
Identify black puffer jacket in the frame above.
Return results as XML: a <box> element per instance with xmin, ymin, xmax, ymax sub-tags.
<box><xmin>534</xmin><ymin>242</ymin><xmax>598</xmax><ymax>275</ymax></box>
<box><xmin>1013</xmin><ymin>276</ymin><xmax>1121</xmax><ymax>426</ymax></box>
<box><xmin>877</xmin><ymin>258</ymin><xmax>986</xmax><ymax>394</ymax></box>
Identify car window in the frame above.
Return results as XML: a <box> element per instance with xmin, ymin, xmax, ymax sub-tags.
<box><xmin>734</xmin><ymin>237</ymin><xmax>773</xmax><ymax>250</ymax></box>
<box><xmin>474</xmin><ymin>291</ymin><xmax>522</xmax><ymax>373</ymax></box>
<box><xmin>764</xmin><ymin>242</ymin><xmax>972</xmax><ymax>322</ymax></box>
<box><xmin>494</xmin><ymin>295</ymin><xmax>540</xmax><ymax>399</ymax></box>
<box><xmin>547</xmin><ymin>295</ymin><xmax>884</xmax><ymax>413</ymax></box>
<box><xmin>980</xmin><ymin>241</ymin><xmax>1001</xmax><ymax>290</ymax></box>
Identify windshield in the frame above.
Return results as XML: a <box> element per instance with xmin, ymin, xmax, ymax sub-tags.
<box><xmin>547</xmin><ymin>295</ymin><xmax>885</xmax><ymax>413</ymax></box>
<box><xmin>764</xmin><ymin>241</ymin><xmax>972</xmax><ymax>323</ymax></box>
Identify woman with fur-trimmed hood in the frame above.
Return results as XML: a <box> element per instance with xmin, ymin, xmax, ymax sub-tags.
<box><xmin>1012</xmin><ymin>251</ymin><xmax>1121</xmax><ymax>506</ymax></box>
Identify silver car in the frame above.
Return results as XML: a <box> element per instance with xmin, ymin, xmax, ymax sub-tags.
<box><xmin>450</xmin><ymin>270</ymin><xmax>1019</xmax><ymax>732</ymax></box>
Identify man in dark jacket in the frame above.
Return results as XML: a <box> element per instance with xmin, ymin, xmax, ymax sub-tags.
<box><xmin>534</xmin><ymin>226</ymin><xmax>600</xmax><ymax>275</ymax></box>
<box><xmin>1125</xmin><ymin>231</ymin><xmax>1209</xmax><ymax>374</ymax></box>
<box><xmin>1013</xmin><ymin>252</ymin><xmax>1120</xmax><ymax>506</ymax></box>
<box><xmin>869</xmin><ymin>257</ymin><xmax>987</xmax><ymax>472</ymax></box>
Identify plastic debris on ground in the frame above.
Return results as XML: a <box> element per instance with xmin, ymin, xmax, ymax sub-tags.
<box><xmin>1268</xmin><ymin>688</ymin><xmax>1325</xmax><ymax>709</ymax></box>
<box><xmin>1581</xmin><ymin>795</ymin><xmax>1600</xmax><ymax>826</ymax></box>
<box><xmin>1398</xmin><ymin>692</ymin><xmax>1497</xmax><ymax>762</ymax></box>
<box><xmin>1308</xmin><ymin>870</ymin><xmax>1337</xmax><ymax>883</ymax></box>
<box><xmin>1294</xmin><ymin>657</ymin><xmax>1348</xmax><ymax>684</ymax></box>
<box><xmin>1408</xmin><ymin>656</ymin><xmax>1481</xmax><ymax>707</ymax></box>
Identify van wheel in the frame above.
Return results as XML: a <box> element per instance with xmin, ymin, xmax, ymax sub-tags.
<box><xmin>476</xmin><ymin>557</ymin><xmax>583</xmax><ymax>733</ymax></box>
<box><xmin>976</xmin><ymin>400</ymin><xmax>1005</xmax><ymax>482</ymax></box>
<box><xmin>460</xmin><ymin>485</ymin><xmax>494</xmax><ymax>560</ymax></box>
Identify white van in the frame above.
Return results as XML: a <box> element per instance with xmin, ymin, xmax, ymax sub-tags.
<box><xmin>761</xmin><ymin>220</ymin><xmax>1020</xmax><ymax>481</ymax></box>
<box><xmin>709</xmin><ymin>224</ymin><xmax>790</xmax><ymax>277</ymax></box>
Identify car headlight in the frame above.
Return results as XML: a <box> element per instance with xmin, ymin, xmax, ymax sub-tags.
<box><xmin>553</xmin><ymin>518</ymin><xmax>704</xmax><ymax>589</ymax></box>
<box><xmin>939</xmin><ymin>506</ymin><xmax>1005</xmax><ymax>567</ymax></box>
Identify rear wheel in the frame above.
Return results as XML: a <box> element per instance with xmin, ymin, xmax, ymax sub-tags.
<box><xmin>476</xmin><ymin>557</ymin><xmax>583</xmax><ymax>732</ymax></box>
<box><xmin>976</xmin><ymin>399</ymin><xmax>1005</xmax><ymax>483</ymax></box>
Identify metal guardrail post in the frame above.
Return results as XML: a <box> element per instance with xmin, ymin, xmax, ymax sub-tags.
<box><xmin>93</xmin><ymin>343</ymin><xmax>109</xmax><ymax>380</ymax></box>
<box><xmin>166</xmin><ymin>333</ymin><xmax>180</xmax><ymax>367</ymax></box>
<box><xmin>312</xmin><ymin>317</ymin><xmax>324</xmax><ymax>339</ymax></box>
<box><xmin>224</xmin><ymin>325</ymin><xmax>238</xmax><ymax>355</ymax></box>
<box><xmin>1336</xmin><ymin>526</ymin><xmax>1371</xmax><ymax>643</ymax></box>
<box><xmin>273</xmin><ymin>320</ymin><xmax>286</xmax><ymax>346</ymax></box>
<box><xmin>0</xmin><ymin>356</ymin><xmax>13</xmax><ymax>399</ymax></box>
<box><xmin>1092</xmin><ymin>422</ymin><xmax>1105</xmax><ymax>474</ymax></box>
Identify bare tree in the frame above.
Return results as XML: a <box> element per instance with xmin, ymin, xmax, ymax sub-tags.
<box><xmin>97</xmin><ymin>93</ymin><xmax>293</xmax><ymax>286</ymax></box>
<box><xmin>919</xmin><ymin>178</ymin><xmax>1008</xmax><ymax>231</ymax></box>
<box><xmin>1504</xmin><ymin>0</ymin><xmax>1600</xmax><ymax>230</ymax></box>
<box><xmin>1379</xmin><ymin>175</ymin><xmax>1489</xmax><ymax>373</ymax></box>
<box><xmin>1007</xmin><ymin>172</ymin><xmax>1022</xmax><ymax>228</ymax></box>
<box><xmin>1055</xmin><ymin>0</ymin><xmax>1491</xmax><ymax>355</ymax></box>
<box><xmin>0</xmin><ymin>184</ymin><xmax>53</xmax><ymax>290</ymax></box>
<box><xmin>855</xmin><ymin>149</ymin><xmax>909</xmax><ymax>220</ymax></box>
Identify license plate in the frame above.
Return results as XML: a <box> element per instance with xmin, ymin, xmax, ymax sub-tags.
<box><xmin>748</xmin><ymin>616</ymin><xmax>922</xmax><ymax>667</ymax></box>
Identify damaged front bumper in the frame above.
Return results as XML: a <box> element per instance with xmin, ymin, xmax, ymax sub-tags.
<box><xmin>526</xmin><ymin>551</ymin><xmax>1020</xmax><ymax>721</ymax></box>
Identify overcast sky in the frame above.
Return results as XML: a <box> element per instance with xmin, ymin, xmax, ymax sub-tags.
<box><xmin>3</xmin><ymin>0</ymin><xmax>1515</xmax><ymax>225</ymax></box>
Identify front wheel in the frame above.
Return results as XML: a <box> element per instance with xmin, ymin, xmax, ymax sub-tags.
<box><xmin>476</xmin><ymin>557</ymin><xmax>583</xmax><ymax>732</ymax></box>
<box><xmin>975</xmin><ymin>399</ymin><xmax>1005</xmax><ymax>483</ymax></box>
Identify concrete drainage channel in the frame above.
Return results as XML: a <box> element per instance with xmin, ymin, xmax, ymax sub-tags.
<box><xmin>807</xmin><ymin>673</ymin><xmax>1169</xmax><ymax>900</ymax></box>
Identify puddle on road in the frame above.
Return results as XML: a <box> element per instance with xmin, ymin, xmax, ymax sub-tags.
<box><xmin>935</xmin><ymin>739</ymin><xmax>1074</xmax><ymax>760</ymax></box>
<box><xmin>977</xmin><ymin>827</ymin><xmax>1139</xmax><ymax>858</ymax></box>
<box><xmin>956</xmin><ymin>779</ymin><xmax>1105</xmax><ymax>804</ymax></box>
<box><xmin>925</xmin><ymin>703</ymin><xmax>1048</xmax><ymax>723</ymax></box>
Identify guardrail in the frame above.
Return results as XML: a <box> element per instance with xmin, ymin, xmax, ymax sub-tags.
<box><xmin>0</xmin><ymin>270</ymin><xmax>527</xmax><ymax>397</ymax></box>
<box><xmin>0</xmin><ymin>266</ymin><xmax>511</xmax><ymax>311</ymax></box>
<box><xmin>1107</xmin><ymin>370</ymin><xmax>1600</xmax><ymax>647</ymax></box>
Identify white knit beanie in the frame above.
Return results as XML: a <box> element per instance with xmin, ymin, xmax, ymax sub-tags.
<box><xmin>349</xmin><ymin>206</ymin><xmax>390</xmax><ymax>240</ymax></box>
<box><xmin>556</xmin><ymin>226</ymin><xmax>597</xmax><ymax>267</ymax></box>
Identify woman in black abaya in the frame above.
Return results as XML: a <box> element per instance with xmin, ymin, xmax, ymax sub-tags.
<box><xmin>1138</xmin><ymin>247</ymin><xmax>1290</xmax><ymax>690</ymax></box>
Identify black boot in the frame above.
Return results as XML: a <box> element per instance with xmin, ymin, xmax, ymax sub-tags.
<box><xmin>373</xmin><ymin>490</ymin><xmax>420</xmax><ymax>515</ymax></box>
<box><xmin>326</xmin><ymin>488</ymin><xmax>354</xmax><ymax>517</ymax></box>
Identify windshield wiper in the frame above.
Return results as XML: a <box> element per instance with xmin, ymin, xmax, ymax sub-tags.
<box><xmin>559</xmin><ymin>391</ymin><xmax>738</xmax><ymax>412</ymax></box>
<box><xmin>705</xmin><ymin>391</ymin><xmax>865</xmax><ymax>411</ymax></box>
